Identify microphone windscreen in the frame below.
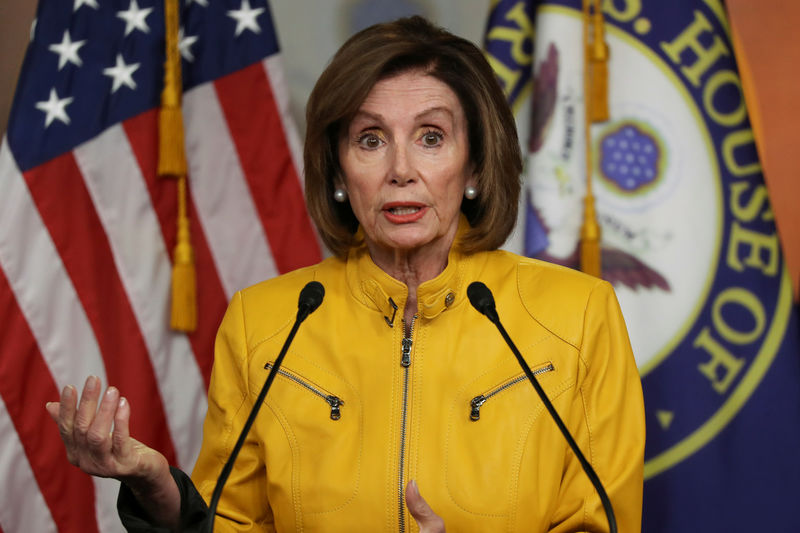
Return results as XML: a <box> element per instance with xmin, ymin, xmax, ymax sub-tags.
<box><xmin>467</xmin><ymin>281</ymin><xmax>496</xmax><ymax>319</ymax></box>
<box><xmin>298</xmin><ymin>281</ymin><xmax>325</xmax><ymax>314</ymax></box>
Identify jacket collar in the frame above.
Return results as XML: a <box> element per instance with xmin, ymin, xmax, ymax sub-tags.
<box><xmin>346</xmin><ymin>216</ymin><xmax>473</xmax><ymax>326</ymax></box>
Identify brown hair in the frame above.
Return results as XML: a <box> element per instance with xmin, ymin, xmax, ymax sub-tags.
<box><xmin>304</xmin><ymin>16</ymin><xmax>522</xmax><ymax>257</ymax></box>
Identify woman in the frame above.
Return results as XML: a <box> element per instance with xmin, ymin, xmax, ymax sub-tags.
<box><xmin>47</xmin><ymin>16</ymin><xmax>644</xmax><ymax>532</ymax></box>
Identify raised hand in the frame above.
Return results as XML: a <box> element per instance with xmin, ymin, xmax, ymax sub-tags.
<box><xmin>46</xmin><ymin>375</ymin><xmax>179</xmax><ymax>528</ymax></box>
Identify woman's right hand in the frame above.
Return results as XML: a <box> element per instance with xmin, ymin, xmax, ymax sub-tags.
<box><xmin>45</xmin><ymin>375</ymin><xmax>165</xmax><ymax>480</ymax></box>
<box><xmin>46</xmin><ymin>375</ymin><xmax>180</xmax><ymax>528</ymax></box>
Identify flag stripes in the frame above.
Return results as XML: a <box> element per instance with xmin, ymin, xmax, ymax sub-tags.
<box><xmin>0</xmin><ymin>266</ymin><xmax>98</xmax><ymax>533</ymax></box>
<box><xmin>183</xmin><ymin>81</ymin><xmax>280</xmax><ymax>297</ymax></box>
<box><xmin>263</xmin><ymin>56</ymin><xmax>306</xmax><ymax>190</ymax></box>
<box><xmin>214</xmin><ymin>60</ymin><xmax>319</xmax><ymax>274</ymax></box>
<box><xmin>0</xmin><ymin>138</ymin><xmax>118</xmax><ymax>530</ymax></box>
<box><xmin>0</xmin><ymin>50</ymin><xmax>321</xmax><ymax>532</ymax></box>
<box><xmin>25</xmin><ymin>148</ymin><xmax>182</xmax><ymax>467</ymax></box>
<box><xmin>122</xmin><ymin>110</ymin><xmax>222</xmax><ymax>387</ymax></box>
<box><xmin>0</xmin><ymin>394</ymin><xmax>57</xmax><ymax>533</ymax></box>
<box><xmin>76</xmin><ymin>124</ymin><xmax>209</xmax><ymax>468</ymax></box>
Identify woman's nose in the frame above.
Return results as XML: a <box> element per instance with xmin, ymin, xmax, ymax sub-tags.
<box><xmin>388</xmin><ymin>144</ymin><xmax>414</xmax><ymax>185</ymax></box>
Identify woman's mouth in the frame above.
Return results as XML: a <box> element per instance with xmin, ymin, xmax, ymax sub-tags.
<box><xmin>388</xmin><ymin>206</ymin><xmax>420</xmax><ymax>215</ymax></box>
<box><xmin>383</xmin><ymin>203</ymin><xmax>427</xmax><ymax>223</ymax></box>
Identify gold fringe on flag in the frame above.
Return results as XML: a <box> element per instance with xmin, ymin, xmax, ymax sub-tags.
<box><xmin>579</xmin><ymin>0</ymin><xmax>608</xmax><ymax>278</ymax></box>
<box><xmin>159</xmin><ymin>0</ymin><xmax>196</xmax><ymax>332</ymax></box>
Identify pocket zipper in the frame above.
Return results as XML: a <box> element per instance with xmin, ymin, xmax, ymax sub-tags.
<box><xmin>264</xmin><ymin>363</ymin><xmax>344</xmax><ymax>420</ymax></box>
<box><xmin>469</xmin><ymin>363</ymin><xmax>555</xmax><ymax>421</ymax></box>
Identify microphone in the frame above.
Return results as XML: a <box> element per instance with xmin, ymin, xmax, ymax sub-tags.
<box><xmin>466</xmin><ymin>281</ymin><xmax>498</xmax><ymax>323</ymax></box>
<box><xmin>297</xmin><ymin>280</ymin><xmax>325</xmax><ymax>320</ymax></box>
<box><xmin>205</xmin><ymin>281</ymin><xmax>325</xmax><ymax>533</ymax></box>
<box><xmin>467</xmin><ymin>281</ymin><xmax>617</xmax><ymax>533</ymax></box>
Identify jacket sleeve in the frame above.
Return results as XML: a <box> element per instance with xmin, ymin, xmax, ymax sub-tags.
<box><xmin>549</xmin><ymin>280</ymin><xmax>645</xmax><ymax>533</ymax></box>
<box><xmin>117</xmin><ymin>467</ymin><xmax>210</xmax><ymax>532</ymax></box>
<box><xmin>190</xmin><ymin>291</ymin><xmax>276</xmax><ymax>533</ymax></box>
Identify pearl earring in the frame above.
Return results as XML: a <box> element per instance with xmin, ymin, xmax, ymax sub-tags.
<box><xmin>464</xmin><ymin>185</ymin><xmax>478</xmax><ymax>200</ymax></box>
<box><xmin>333</xmin><ymin>188</ymin><xmax>348</xmax><ymax>203</ymax></box>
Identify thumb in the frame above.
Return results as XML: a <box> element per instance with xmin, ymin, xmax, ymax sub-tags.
<box><xmin>405</xmin><ymin>480</ymin><xmax>445</xmax><ymax>532</ymax></box>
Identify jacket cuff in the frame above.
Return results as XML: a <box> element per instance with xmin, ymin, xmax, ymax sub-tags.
<box><xmin>117</xmin><ymin>466</ymin><xmax>210</xmax><ymax>532</ymax></box>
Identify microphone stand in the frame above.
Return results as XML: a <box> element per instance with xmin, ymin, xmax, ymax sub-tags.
<box><xmin>204</xmin><ymin>281</ymin><xmax>324</xmax><ymax>533</ymax></box>
<box><xmin>467</xmin><ymin>282</ymin><xmax>617</xmax><ymax>533</ymax></box>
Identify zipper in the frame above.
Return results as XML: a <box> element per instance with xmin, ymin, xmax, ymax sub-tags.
<box><xmin>469</xmin><ymin>363</ymin><xmax>555</xmax><ymax>421</ymax></box>
<box><xmin>398</xmin><ymin>315</ymin><xmax>417</xmax><ymax>533</ymax></box>
<box><xmin>263</xmin><ymin>363</ymin><xmax>344</xmax><ymax>420</ymax></box>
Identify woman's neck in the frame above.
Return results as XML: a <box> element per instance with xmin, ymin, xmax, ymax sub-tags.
<box><xmin>366</xmin><ymin>236</ymin><xmax>453</xmax><ymax>332</ymax></box>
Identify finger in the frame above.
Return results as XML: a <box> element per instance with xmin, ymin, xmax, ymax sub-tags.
<box><xmin>45</xmin><ymin>401</ymin><xmax>60</xmax><ymax>422</ymax></box>
<box><xmin>58</xmin><ymin>384</ymin><xmax>78</xmax><ymax>434</ymax></box>
<box><xmin>55</xmin><ymin>385</ymin><xmax>79</xmax><ymax>464</ymax></box>
<box><xmin>112</xmin><ymin>396</ymin><xmax>132</xmax><ymax>458</ymax></box>
<box><xmin>406</xmin><ymin>480</ymin><xmax>445</xmax><ymax>532</ymax></box>
<box><xmin>74</xmin><ymin>376</ymin><xmax>102</xmax><ymax>446</ymax></box>
<box><xmin>86</xmin><ymin>386</ymin><xmax>119</xmax><ymax>453</ymax></box>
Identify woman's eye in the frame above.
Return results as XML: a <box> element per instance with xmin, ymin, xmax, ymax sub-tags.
<box><xmin>421</xmin><ymin>130</ymin><xmax>443</xmax><ymax>147</ymax></box>
<box><xmin>357</xmin><ymin>133</ymin><xmax>383</xmax><ymax>149</ymax></box>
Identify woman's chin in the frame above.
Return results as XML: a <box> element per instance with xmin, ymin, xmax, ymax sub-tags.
<box><xmin>380</xmin><ymin>234</ymin><xmax>449</xmax><ymax>257</ymax></box>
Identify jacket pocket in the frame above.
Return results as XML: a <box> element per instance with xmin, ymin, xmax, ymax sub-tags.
<box><xmin>444</xmin><ymin>361</ymin><xmax>557</xmax><ymax>517</ymax></box>
<box><xmin>252</xmin><ymin>356</ymin><xmax>362</xmax><ymax>516</ymax></box>
<box><xmin>469</xmin><ymin>363</ymin><xmax>554</xmax><ymax>421</ymax></box>
<box><xmin>264</xmin><ymin>363</ymin><xmax>345</xmax><ymax>420</ymax></box>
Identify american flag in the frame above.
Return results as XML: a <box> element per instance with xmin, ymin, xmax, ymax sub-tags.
<box><xmin>0</xmin><ymin>0</ymin><xmax>321</xmax><ymax>531</ymax></box>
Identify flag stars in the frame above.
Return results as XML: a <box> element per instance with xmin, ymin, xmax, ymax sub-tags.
<box><xmin>49</xmin><ymin>30</ymin><xmax>87</xmax><ymax>70</ymax></box>
<box><xmin>179</xmin><ymin>28</ymin><xmax>199</xmax><ymax>62</ymax></box>
<box><xmin>117</xmin><ymin>0</ymin><xmax>153</xmax><ymax>37</ymax></box>
<box><xmin>103</xmin><ymin>54</ymin><xmax>140</xmax><ymax>93</ymax></box>
<box><xmin>73</xmin><ymin>0</ymin><xmax>99</xmax><ymax>11</ymax></box>
<box><xmin>227</xmin><ymin>0</ymin><xmax>265</xmax><ymax>37</ymax></box>
<box><xmin>35</xmin><ymin>88</ymin><xmax>74</xmax><ymax>128</ymax></box>
<box><xmin>186</xmin><ymin>0</ymin><xmax>209</xmax><ymax>6</ymax></box>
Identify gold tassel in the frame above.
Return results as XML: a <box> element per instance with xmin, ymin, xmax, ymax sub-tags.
<box><xmin>579</xmin><ymin>192</ymin><xmax>602</xmax><ymax>277</ymax></box>
<box><xmin>158</xmin><ymin>104</ymin><xmax>187</xmax><ymax>176</ymax></box>
<box><xmin>159</xmin><ymin>0</ymin><xmax>196</xmax><ymax>331</ymax></box>
<box><xmin>580</xmin><ymin>0</ymin><xmax>603</xmax><ymax>278</ymax></box>
<box><xmin>170</xmin><ymin>177</ymin><xmax>197</xmax><ymax>331</ymax></box>
<box><xmin>158</xmin><ymin>0</ymin><xmax>187</xmax><ymax>177</ymax></box>
<box><xmin>588</xmin><ymin>0</ymin><xmax>609</xmax><ymax>122</ymax></box>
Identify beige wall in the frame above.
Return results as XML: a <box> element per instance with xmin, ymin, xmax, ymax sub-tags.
<box><xmin>0</xmin><ymin>0</ymin><xmax>37</xmax><ymax>136</ymax></box>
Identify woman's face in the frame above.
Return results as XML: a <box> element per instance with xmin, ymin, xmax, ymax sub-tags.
<box><xmin>338</xmin><ymin>70</ymin><xmax>475</xmax><ymax>257</ymax></box>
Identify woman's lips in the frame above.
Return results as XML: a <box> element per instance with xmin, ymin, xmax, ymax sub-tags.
<box><xmin>382</xmin><ymin>202</ymin><xmax>427</xmax><ymax>223</ymax></box>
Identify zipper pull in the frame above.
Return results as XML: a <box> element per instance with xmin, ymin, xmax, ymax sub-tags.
<box><xmin>470</xmin><ymin>395</ymin><xmax>487</xmax><ymax>421</ymax></box>
<box><xmin>326</xmin><ymin>395</ymin><xmax>343</xmax><ymax>420</ymax></box>
<box><xmin>401</xmin><ymin>337</ymin><xmax>412</xmax><ymax>367</ymax></box>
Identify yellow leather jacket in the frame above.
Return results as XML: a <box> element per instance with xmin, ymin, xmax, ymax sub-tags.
<box><xmin>191</xmin><ymin>241</ymin><xmax>645</xmax><ymax>532</ymax></box>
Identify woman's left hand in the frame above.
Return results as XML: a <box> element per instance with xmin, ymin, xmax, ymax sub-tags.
<box><xmin>405</xmin><ymin>480</ymin><xmax>446</xmax><ymax>532</ymax></box>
